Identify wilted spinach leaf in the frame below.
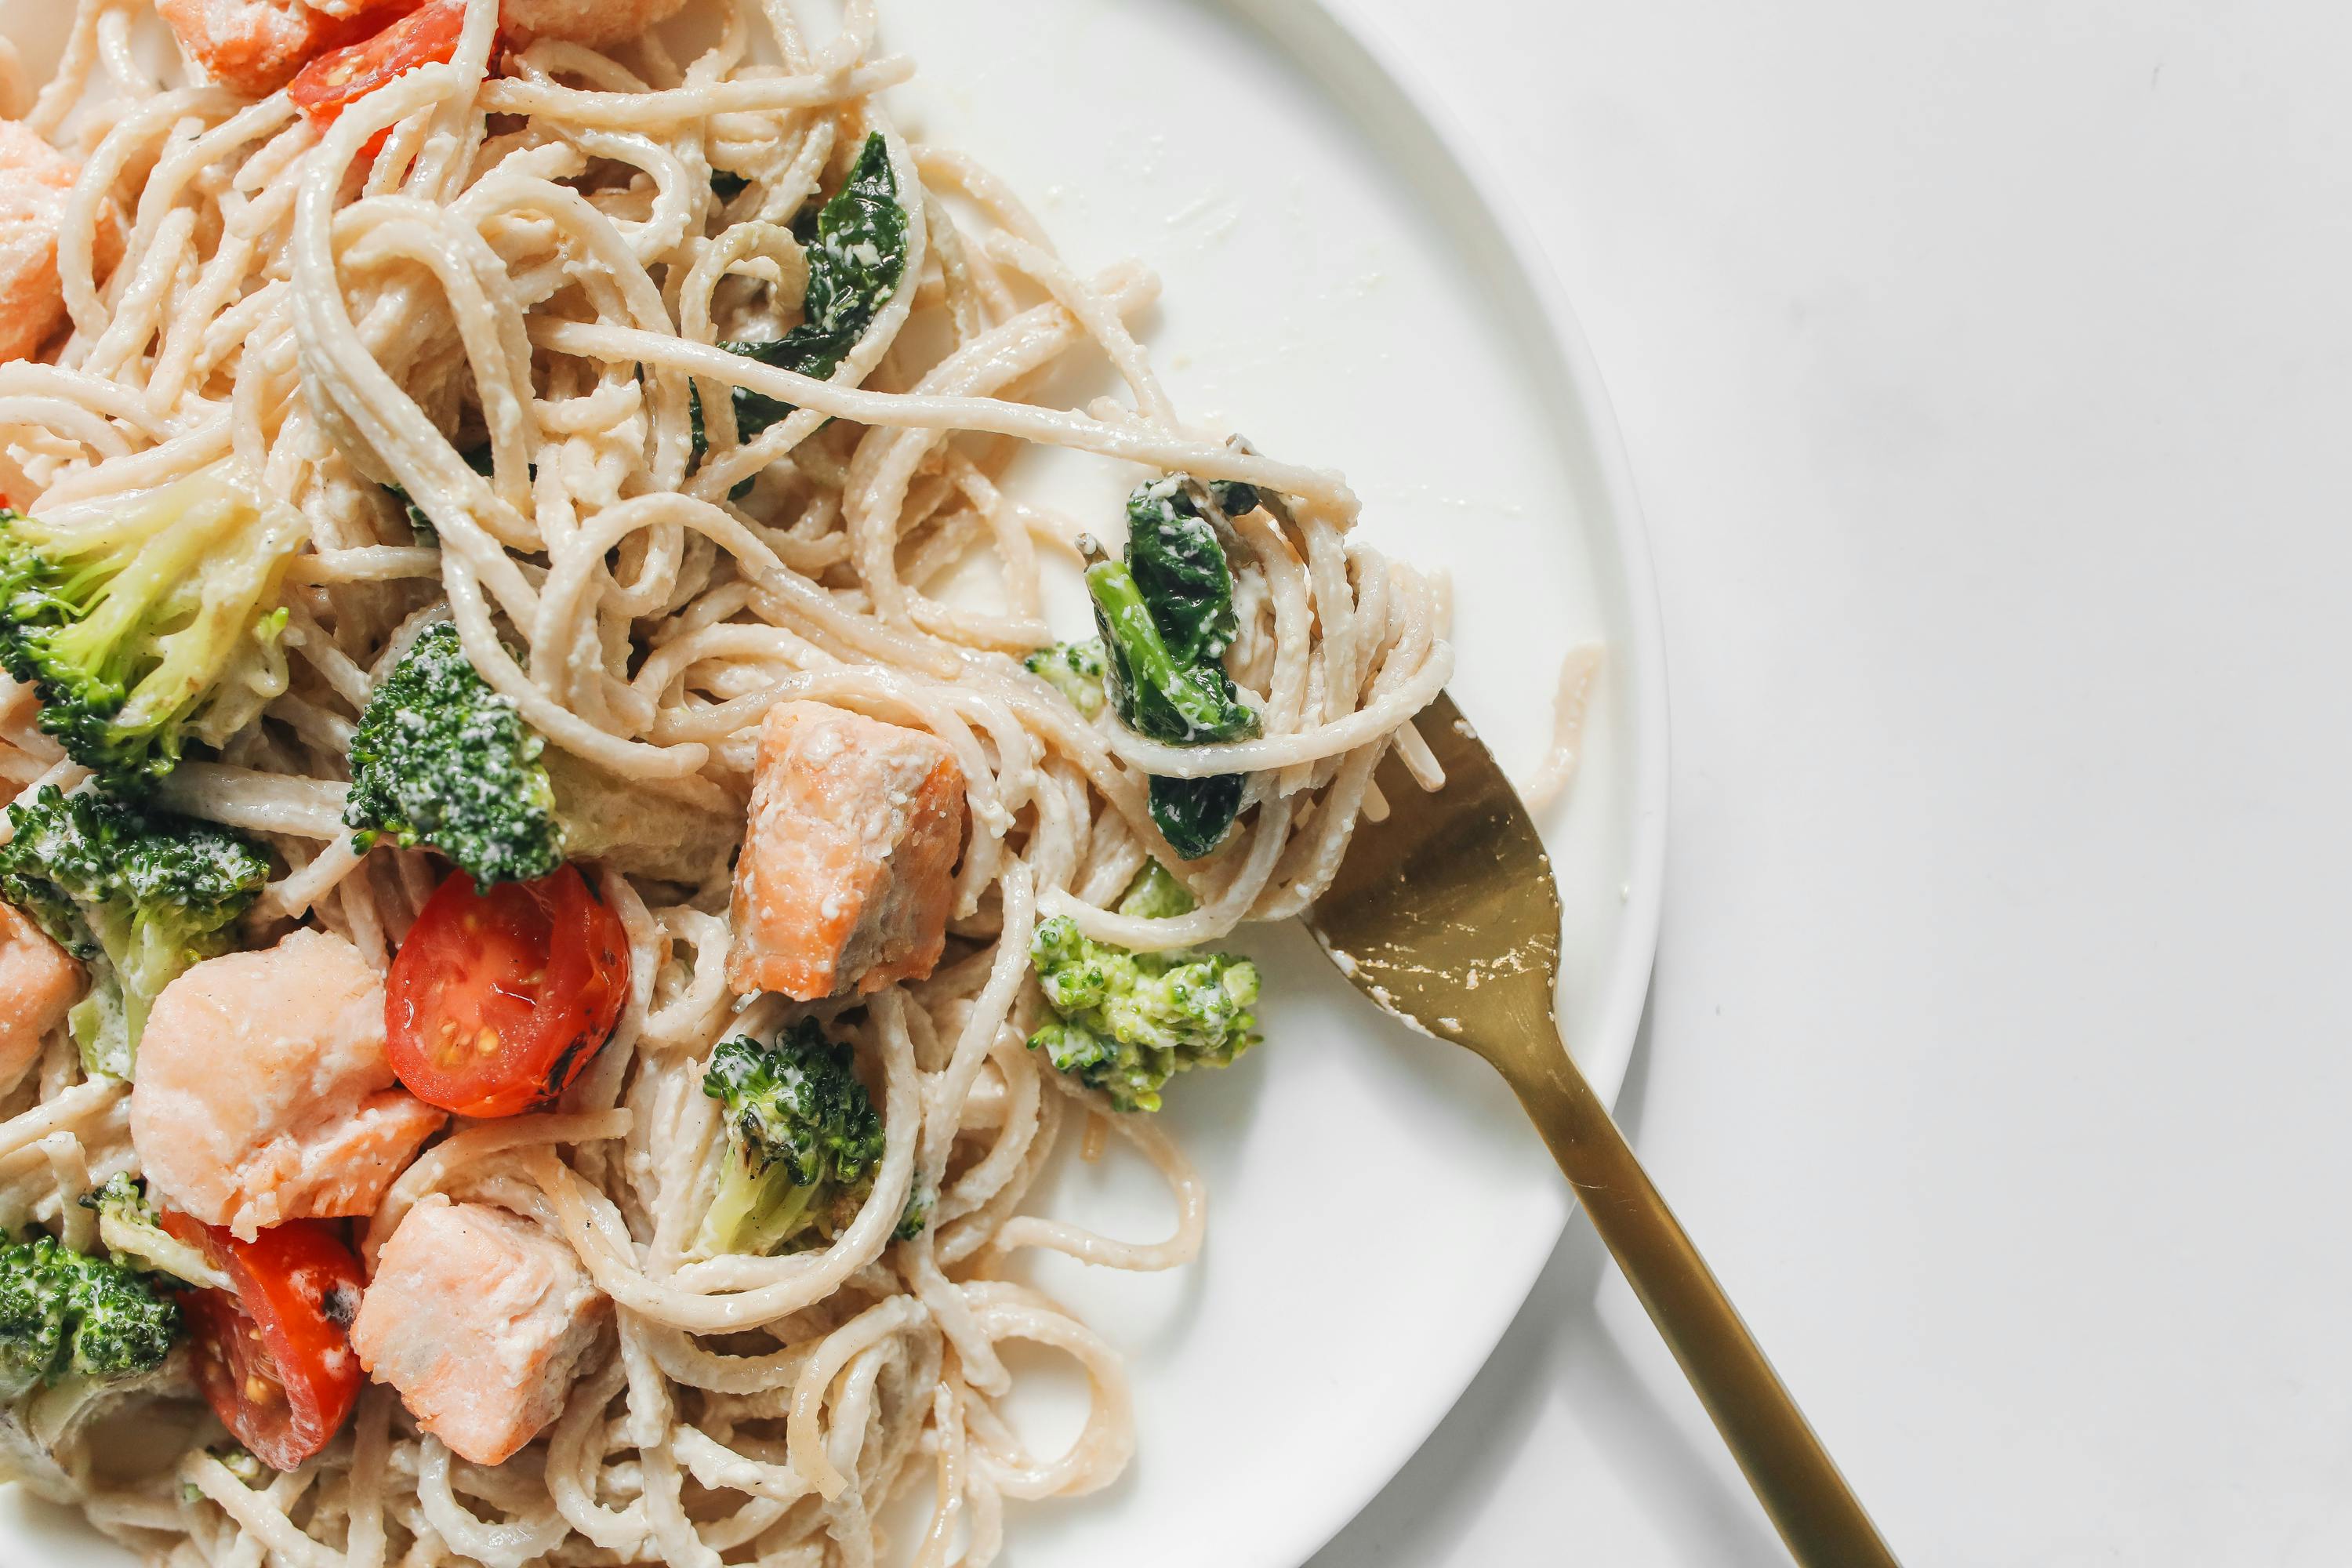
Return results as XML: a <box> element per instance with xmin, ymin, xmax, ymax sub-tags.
<box><xmin>1149</xmin><ymin>773</ymin><xmax>1247</xmax><ymax>862</ymax></box>
<box><xmin>717</xmin><ymin>132</ymin><xmax>908</xmax><ymax>442</ymax></box>
<box><xmin>1084</xmin><ymin>474</ymin><xmax>1262</xmax><ymax>859</ymax></box>
<box><xmin>1125</xmin><ymin>477</ymin><xmax>1240</xmax><ymax>666</ymax></box>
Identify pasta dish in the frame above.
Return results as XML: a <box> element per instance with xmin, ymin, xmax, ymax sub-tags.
<box><xmin>0</xmin><ymin>0</ymin><xmax>1459</xmax><ymax>1563</ymax></box>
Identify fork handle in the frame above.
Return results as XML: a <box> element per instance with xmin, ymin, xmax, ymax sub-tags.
<box><xmin>1496</xmin><ymin>1038</ymin><xmax>1901</xmax><ymax>1567</ymax></box>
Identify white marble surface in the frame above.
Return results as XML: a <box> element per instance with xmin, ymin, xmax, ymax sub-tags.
<box><xmin>1309</xmin><ymin>2</ymin><xmax>2352</xmax><ymax>1563</ymax></box>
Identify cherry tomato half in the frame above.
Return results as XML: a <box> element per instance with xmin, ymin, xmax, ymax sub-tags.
<box><xmin>162</xmin><ymin>1215</ymin><xmax>365</xmax><ymax>1472</ymax></box>
<box><xmin>289</xmin><ymin>0</ymin><xmax>467</xmax><ymax>131</ymax></box>
<box><xmin>386</xmin><ymin>865</ymin><xmax>631</xmax><ymax>1119</ymax></box>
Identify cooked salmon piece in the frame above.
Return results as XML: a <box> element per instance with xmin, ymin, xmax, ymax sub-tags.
<box><xmin>156</xmin><ymin>0</ymin><xmax>361</xmax><ymax>97</ymax></box>
<box><xmin>728</xmin><ymin>702</ymin><xmax>967</xmax><ymax>1002</ymax></box>
<box><xmin>0</xmin><ymin>123</ymin><xmax>82</xmax><ymax>365</ymax></box>
<box><xmin>351</xmin><ymin>1195</ymin><xmax>609</xmax><ymax>1466</ymax></box>
<box><xmin>0</xmin><ymin>901</ymin><xmax>80</xmax><ymax>1091</ymax></box>
<box><xmin>130</xmin><ymin>928</ymin><xmax>445</xmax><ymax>1240</ymax></box>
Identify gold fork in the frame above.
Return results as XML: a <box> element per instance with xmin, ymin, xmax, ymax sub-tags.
<box><xmin>1305</xmin><ymin>693</ymin><xmax>1900</xmax><ymax>1567</ymax></box>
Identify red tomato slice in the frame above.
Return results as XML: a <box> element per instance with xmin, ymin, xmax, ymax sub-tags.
<box><xmin>289</xmin><ymin>0</ymin><xmax>466</xmax><ymax>130</ymax></box>
<box><xmin>163</xmin><ymin>1216</ymin><xmax>365</xmax><ymax>1472</ymax></box>
<box><xmin>386</xmin><ymin>865</ymin><xmax>631</xmax><ymax>1119</ymax></box>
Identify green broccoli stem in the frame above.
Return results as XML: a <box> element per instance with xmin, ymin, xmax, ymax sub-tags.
<box><xmin>1085</xmin><ymin>561</ymin><xmax>1258</xmax><ymax>746</ymax></box>
<box><xmin>67</xmin><ymin>975</ymin><xmax>129</xmax><ymax>1083</ymax></box>
<box><xmin>74</xmin><ymin>901</ymin><xmax>165</xmax><ymax>1078</ymax></box>
<box><xmin>697</xmin><ymin>1153</ymin><xmax>824</xmax><ymax>1259</ymax></box>
<box><xmin>85</xmin><ymin>1174</ymin><xmax>230</xmax><ymax>1291</ymax></box>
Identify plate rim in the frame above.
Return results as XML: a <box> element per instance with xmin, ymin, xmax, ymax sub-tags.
<box><xmin>1208</xmin><ymin>0</ymin><xmax>1672</xmax><ymax>1561</ymax></box>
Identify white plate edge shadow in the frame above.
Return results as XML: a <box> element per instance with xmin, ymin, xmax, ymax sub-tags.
<box><xmin>1206</xmin><ymin>1</ymin><xmax>1671</xmax><ymax>1561</ymax></box>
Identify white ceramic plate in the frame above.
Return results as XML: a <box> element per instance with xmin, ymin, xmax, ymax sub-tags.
<box><xmin>0</xmin><ymin>1</ymin><xmax>1666</xmax><ymax>1563</ymax></box>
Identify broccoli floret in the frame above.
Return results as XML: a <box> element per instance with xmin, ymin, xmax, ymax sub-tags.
<box><xmin>0</xmin><ymin>1229</ymin><xmax>180</xmax><ymax>1401</ymax></box>
<box><xmin>1117</xmin><ymin>859</ymin><xmax>1198</xmax><ymax>919</ymax></box>
<box><xmin>344</xmin><ymin>623</ymin><xmax>560</xmax><ymax>885</ymax></box>
<box><xmin>346</xmin><ymin>624</ymin><xmax>736</xmax><ymax>887</ymax></box>
<box><xmin>1024</xmin><ymin>639</ymin><xmax>1108</xmax><ymax>719</ymax></box>
<box><xmin>1025</xmin><ymin>914</ymin><xmax>1260</xmax><ymax>1112</ymax></box>
<box><xmin>0</xmin><ymin>786</ymin><xmax>267</xmax><ymax>1080</ymax></box>
<box><xmin>82</xmin><ymin>1175</ymin><xmax>230</xmax><ymax>1292</ymax></box>
<box><xmin>696</xmin><ymin>1024</ymin><xmax>890</xmax><ymax>1258</ymax></box>
<box><xmin>0</xmin><ymin>472</ymin><xmax>307</xmax><ymax>796</ymax></box>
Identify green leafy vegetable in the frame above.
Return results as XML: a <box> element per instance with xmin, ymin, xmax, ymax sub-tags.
<box><xmin>0</xmin><ymin>1229</ymin><xmax>180</xmax><ymax>1401</ymax></box>
<box><xmin>1087</xmin><ymin>476</ymin><xmax>1258</xmax><ymax>747</ymax></box>
<box><xmin>1147</xmin><ymin>775</ymin><xmax>1248</xmax><ymax>862</ymax></box>
<box><xmin>1081</xmin><ymin>475</ymin><xmax>1260</xmax><ymax>858</ymax></box>
<box><xmin>696</xmin><ymin>1024</ymin><xmax>891</xmax><ymax>1258</ymax></box>
<box><xmin>710</xmin><ymin>168</ymin><xmax>750</xmax><ymax>203</ymax></box>
<box><xmin>1122</xmin><ymin>477</ymin><xmax>1241</xmax><ymax>666</ymax></box>
<box><xmin>0</xmin><ymin>474</ymin><xmax>305</xmax><ymax>796</ymax></box>
<box><xmin>717</xmin><ymin>132</ymin><xmax>909</xmax><ymax>443</ymax></box>
<box><xmin>0</xmin><ymin>785</ymin><xmax>267</xmax><ymax>1080</ymax></box>
<box><xmin>1025</xmin><ymin>915</ymin><xmax>1260</xmax><ymax>1112</ymax></box>
<box><xmin>1206</xmin><ymin>479</ymin><xmax>1260</xmax><ymax>520</ymax></box>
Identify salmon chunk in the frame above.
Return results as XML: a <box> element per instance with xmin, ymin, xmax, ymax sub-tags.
<box><xmin>0</xmin><ymin>901</ymin><xmax>79</xmax><ymax>1091</ymax></box>
<box><xmin>728</xmin><ymin>702</ymin><xmax>967</xmax><ymax>1002</ymax></box>
<box><xmin>156</xmin><ymin>0</ymin><xmax>357</xmax><ymax>97</ymax></box>
<box><xmin>0</xmin><ymin>123</ymin><xmax>82</xmax><ymax>365</ymax></box>
<box><xmin>130</xmin><ymin>928</ymin><xmax>445</xmax><ymax>1240</ymax></box>
<box><xmin>351</xmin><ymin>1196</ymin><xmax>608</xmax><ymax>1466</ymax></box>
